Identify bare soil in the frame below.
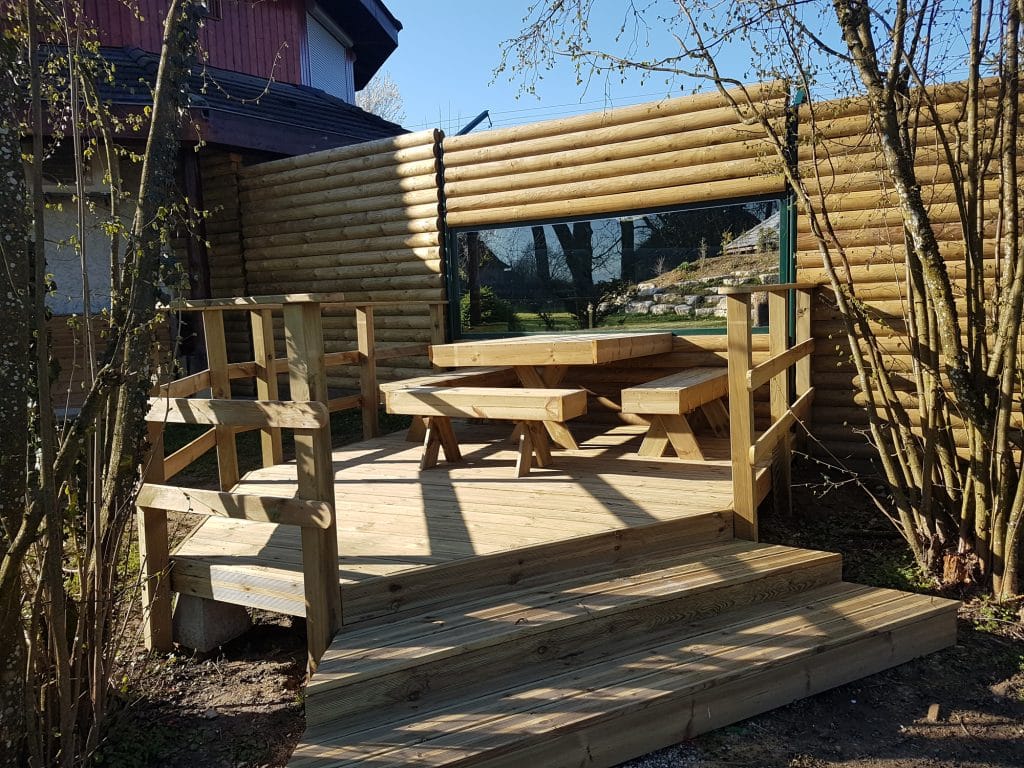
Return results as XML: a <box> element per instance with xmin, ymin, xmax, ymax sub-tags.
<box><xmin>97</xmin><ymin>460</ymin><xmax>1024</xmax><ymax>768</ymax></box>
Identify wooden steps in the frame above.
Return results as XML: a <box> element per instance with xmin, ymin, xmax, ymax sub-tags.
<box><xmin>290</xmin><ymin>542</ymin><xmax>958</xmax><ymax>767</ymax></box>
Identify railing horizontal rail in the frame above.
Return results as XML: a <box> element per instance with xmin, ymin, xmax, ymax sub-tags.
<box><xmin>747</xmin><ymin>338</ymin><xmax>815</xmax><ymax>391</ymax></box>
<box><xmin>138</xmin><ymin>483</ymin><xmax>332</xmax><ymax>528</ymax></box>
<box><xmin>158</xmin><ymin>295</ymin><xmax>448</xmax><ymax>312</ymax></box>
<box><xmin>749</xmin><ymin>387</ymin><xmax>815</xmax><ymax>468</ymax></box>
<box><xmin>147</xmin><ymin>397</ymin><xmax>329</xmax><ymax>429</ymax></box>
<box><xmin>154</xmin><ymin>371</ymin><xmax>211</xmax><ymax>399</ymax></box>
<box><xmin>327</xmin><ymin>394</ymin><xmax>362</xmax><ymax>412</ymax></box>
<box><xmin>163</xmin><ymin>427</ymin><xmax>218</xmax><ymax>479</ymax></box>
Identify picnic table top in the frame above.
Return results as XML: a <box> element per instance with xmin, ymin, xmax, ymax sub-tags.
<box><xmin>428</xmin><ymin>332</ymin><xmax>675</xmax><ymax>368</ymax></box>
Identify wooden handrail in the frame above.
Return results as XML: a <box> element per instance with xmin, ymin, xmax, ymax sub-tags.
<box><xmin>749</xmin><ymin>388</ymin><xmax>815</xmax><ymax>467</ymax></box>
<box><xmin>163</xmin><ymin>427</ymin><xmax>218</xmax><ymax>480</ymax></box>
<box><xmin>138</xmin><ymin>483</ymin><xmax>332</xmax><ymax>529</ymax></box>
<box><xmin>747</xmin><ymin>338</ymin><xmax>815</xmax><ymax>391</ymax></box>
<box><xmin>146</xmin><ymin>397</ymin><xmax>329</xmax><ymax>429</ymax></box>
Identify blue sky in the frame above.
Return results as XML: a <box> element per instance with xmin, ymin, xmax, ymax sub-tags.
<box><xmin>383</xmin><ymin>1</ymin><xmax>695</xmax><ymax>134</ymax></box>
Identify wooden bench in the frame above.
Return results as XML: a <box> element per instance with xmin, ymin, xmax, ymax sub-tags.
<box><xmin>384</xmin><ymin>386</ymin><xmax>588</xmax><ymax>476</ymax></box>
<box><xmin>379</xmin><ymin>367</ymin><xmax>517</xmax><ymax>441</ymax></box>
<box><xmin>620</xmin><ymin>368</ymin><xmax>729</xmax><ymax>460</ymax></box>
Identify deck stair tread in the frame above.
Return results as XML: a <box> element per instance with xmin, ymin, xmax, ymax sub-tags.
<box><xmin>291</xmin><ymin>581</ymin><xmax>958</xmax><ymax>767</ymax></box>
<box><xmin>308</xmin><ymin>540</ymin><xmax>840</xmax><ymax>696</ymax></box>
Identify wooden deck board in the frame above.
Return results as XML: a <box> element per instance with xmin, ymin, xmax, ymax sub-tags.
<box><xmin>171</xmin><ymin>423</ymin><xmax>736</xmax><ymax>618</ymax></box>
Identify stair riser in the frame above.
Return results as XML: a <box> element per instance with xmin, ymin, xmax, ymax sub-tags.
<box><xmin>306</xmin><ymin>556</ymin><xmax>842</xmax><ymax>726</ymax></box>
<box><xmin>339</xmin><ymin>512</ymin><xmax>733</xmax><ymax>625</ymax></box>
<box><xmin>452</xmin><ymin>610</ymin><xmax>958</xmax><ymax>768</ymax></box>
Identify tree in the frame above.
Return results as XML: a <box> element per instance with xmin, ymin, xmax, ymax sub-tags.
<box><xmin>0</xmin><ymin>0</ymin><xmax>203</xmax><ymax>763</ymax></box>
<box><xmin>500</xmin><ymin>0</ymin><xmax>1024</xmax><ymax>598</ymax></box>
<box><xmin>356</xmin><ymin>70</ymin><xmax>406</xmax><ymax>123</ymax></box>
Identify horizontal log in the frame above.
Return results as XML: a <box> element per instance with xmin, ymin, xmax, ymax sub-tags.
<box><xmin>446</xmin><ymin>174</ymin><xmax>785</xmax><ymax>228</ymax></box>
<box><xmin>166</xmin><ymin>294</ymin><xmax>446</xmax><ymax>311</ymax></box>
<box><xmin>137</xmin><ymin>483</ymin><xmax>332</xmax><ymax>529</ymax></box>
<box><xmin>249</xmin><ymin>259</ymin><xmax>442</xmax><ymax>281</ymax></box>
<box><xmin>257</xmin><ymin>273</ymin><xmax>444</xmax><ymax>294</ymax></box>
<box><xmin>747</xmin><ymin>338</ymin><xmax>815</xmax><ymax>391</ymax></box>
<box><xmin>163</xmin><ymin>427</ymin><xmax>217</xmax><ymax>480</ymax></box>
<box><xmin>241</xmin><ymin>217</ymin><xmax>440</xmax><ymax>250</ymax></box>
<box><xmin>445</xmin><ymin>138</ymin><xmax>773</xmax><ymax>199</ymax></box>
<box><xmin>247</xmin><ymin>250</ymin><xmax>441</xmax><ymax>276</ymax></box>
<box><xmin>147</xmin><ymin>397</ymin><xmax>329</xmax><ymax>429</ymax></box>
<box><xmin>374</xmin><ymin>343</ymin><xmax>428</xmax><ymax>361</ymax></box>
<box><xmin>239</xmin><ymin>129</ymin><xmax>440</xmax><ymax>180</ymax></box>
<box><xmin>795</xmin><ymin>239</ymin><xmax>996</xmax><ymax>268</ymax></box>
<box><xmin>243</xmin><ymin>232</ymin><xmax>440</xmax><ymax>262</ymax></box>
<box><xmin>443</xmin><ymin>82</ymin><xmax>786</xmax><ymax>153</ymax></box>
<box><xmin>242</xmin><ymin>187</ymin><xmax>441</xmax><ymax>227</ymax></box>
<box><xmin>242</xmin><ymin>202</ymin><xmax>441</xmax><ymax>238</ymax></box>
<box><xmin>795</xmin><ymin>220</ymin><xmax>997</xmax><ymax>251</ymax></box>
<box><xmin>445</xmin><ymin>156</ymin><xmax>780</xmax><ymax>213</ymax></box>
<box><xmin>240</xmin><ymin>168</ymin><xmax>438</xmax><ymax>207</ymax></box>
<box><xmin>750</xmin><ymin>387</ymin><xmax>815</xmax><ymax>468</ymax></box>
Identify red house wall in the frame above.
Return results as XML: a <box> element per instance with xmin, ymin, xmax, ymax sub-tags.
<box><xmin>80</xmin><ymin>0</ymin><xmax>306</xmax><ymax>84</ymax></box>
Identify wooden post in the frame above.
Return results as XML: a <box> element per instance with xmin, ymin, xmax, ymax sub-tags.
<box><xmin>355</xmin><ymin>304</ymin><xmax>379</xmax><ymax>440</ymax></box>
<box><xmin>794</xmin><ymin>288</ymin><xmax>814</xmax><ymax>452</ymax></box>
<box><xmin>283</xmin><ymin>300</ymin><xmax>341</xmax><ymax>672</ymax></box>
<box><xmin>727</xmin><ymin>293</ymin><xmax>758</xmax><ymax>541</ymax></box>
<box><xmin>250</xmin><ymin>309</ymin><xmax>283</xmax><ymax>467</ymax></box>
<box><xmin>138</xmin><ymin>420</ymin><xmax>172</xmax><ymax>651</ymax></box>
<box><xmin>203</xmin><ymin>310</ymin><xmax>239</xmax><ymax>490</ymax></box>
<box><xmin>768</xmin><ymin>291</ymin><xmax>792</xmax><ymax>517</ymax></box>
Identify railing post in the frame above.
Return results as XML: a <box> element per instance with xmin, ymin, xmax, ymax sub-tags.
<box><xmin>768</xmin><ymin>291</ymin><xmax>792</xmax><ymax>517</ymax></box>
<box><xmin>355</xmin><ymin>304</ymin><xmax>379</xmax><ymax>440</ymax></box>
<box><xmin>204</xmin><ymin>309</ymin><xmax>239</xmax><ymax>490</ymax></box>
<box><xmin>428</xmin><ymin>302</ymin><xmax>446</xmax><ymax>355</ymax></box>
<box><xmin>138</xmin><ymin>420</ymin><xmax>173</xmax><ymax>651</ymax></box>
<box><xmin>726</xmin><ymin>293</ymin><xmax>758</xmax><ymax>541</ymax></box>
<box><xmin>283</xmin><ymin>300</ymin><xmax>342</xmax><ymax>673</ymax></box>
<box><xmin>794</xmin><ymin>288</ymin><xmax>813</xmax><ymax>453</ymax></box>
<box><xmin>250</xmin><ymin>308</ymin><xmax>283</xmax><ymax>467</ymax></box>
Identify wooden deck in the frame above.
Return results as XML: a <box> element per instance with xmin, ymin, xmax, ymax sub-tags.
<box><xmin>171</xmin><ymin>422</ymin><xmax>745</xmax><ymax>623</ymax></box>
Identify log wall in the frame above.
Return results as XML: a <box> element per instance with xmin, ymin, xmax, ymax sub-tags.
<box><xmin>793</xmin><ymin>81</ymin><xmax>1004</xmax><ymax>457</ymax></box>
<box><xmin>236</xmin><ymin>130</ymin><xmax>446</xmax><ymax>389</ymax></box>
<box><xmin>441</xmin><ymin>82</ymin><xmax>789</xmax><ymax>227</ymax></box>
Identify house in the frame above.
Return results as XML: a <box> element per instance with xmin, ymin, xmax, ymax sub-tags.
<box><xmin>42</xmin><ymin>0</ymin><xmax>407</xmax><ymax>407</ymax></box>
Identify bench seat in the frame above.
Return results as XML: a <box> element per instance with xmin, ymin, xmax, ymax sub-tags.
<box><xmin>384</xmin><ymin>387</ymin><xmax>588</xmax><ymax>476</ymax></box>
<box><xmin>620</xmin><ymin>368</ymin><xmax>729</xmax><ymax>460</ymax></box>
<box><xmin>378</xmin><ymin>367</ymin><xmax>516</xmax><ymax>398</ymax></box>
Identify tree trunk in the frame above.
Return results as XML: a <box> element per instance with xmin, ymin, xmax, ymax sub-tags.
<box><xmin>620</xmin><ymin>218</ymin><xmax>635</xmax><ymax>282</ymax></box>
<box><xmin>465</xmin><ymin>231</ymin><xmax>482</xmax><ymax>326</ymax></box>
<box><xmin>532</xmin><ymin>225</ymin><xmax>550</xmax><ymax>283</ymax></box>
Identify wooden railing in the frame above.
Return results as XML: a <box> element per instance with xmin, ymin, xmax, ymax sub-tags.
<box><xmin>722</xmin><ymin>283</ymin><xmax>818</xmax><ymax>541</ymax></box>
<box><xmin>138</xmin><ymin>294</ymin><xmax>445</xmax><ymax>672</ymax></box>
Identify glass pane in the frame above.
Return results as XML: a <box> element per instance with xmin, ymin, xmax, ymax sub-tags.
<box><xmin>454</xmin><ymin>199</ymin><xmax>781</xmax><ymax>334</ymax></box>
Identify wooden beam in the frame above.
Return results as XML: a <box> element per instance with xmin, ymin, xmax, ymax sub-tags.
<box><xmin>727</xmin><ymin>293</ymin><xmax>757</xmax><ymax>541</ymax></box>
<box><xmin>768</xmin><ymin>291</ymin><xmax>792</xmax><ymax>518</ymax></box>
<box><xmin>251</xmin><ymin>309</ymin><xmax>283</xmax><ymax>467</ymax></box>
<box><xmin>323</xmin><ymin>349</ymin><xmax>361</xmax><ymax>368</ymax></box>
<box><xmin>717</xmin><ymin>281</ymin><xmax>823</xmax><ymax>295</ymax></box>
<box><xmin>138</xmin><ymin>483</ymin><xmax>332</xmax><ymax>528</ymax></box>
<box><xmin>151</xmin><ymin>370</ymin><xmax>211</xmax><ymax>399</ymax></box>
<box><xmin>163</xmin><ymin>427</ymin><xmax>217</xmax><ymax>480</ymax></box>
<box><xmin>283</xmin><ymin>300</ymin><xmax>342</xmax><ymax>674</ymax></box>
<box><xmin>146</xmin><ymin>397</ymin><xmax>329</xmax><ymax>429</ymax></box>
<box><xmin>203</xmin><ymin>310</ymin><xmax>239</xmax><ymax>491</ymax></box>
<box><xmin>356</xmin><ymin>305</ymin><xmax>380</xmax><ymax>440</ymax></box>
<box><xmin>750</xmin><ymin>388</ymin><xmax>816</xmax><ymax>468</ymax></box>
<box><xmin>746</xmin><ymin>338</ymin><xmax>815</xmax><ymax>391</ymax></box>
<box><xmin>327</xmin><ymin>394</ymin><xmax>363</xmax><ymax>413</ymax></box>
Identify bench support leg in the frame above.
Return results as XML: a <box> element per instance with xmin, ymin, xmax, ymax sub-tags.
<box><xmin>515</xmin><ymin>421</ymin><xmax>552</xmax><ymax>476</ymax></box>
<box><xmin>639</xmin><ymin>415</ymin><xmax>704</xmax><ymax>460</ymax></box>
<box><xmin>513</xmin><ymin>365</ymin><xmax>580</xmax><ymax>450</ymax></box>
<box><xmin>406</xmin><ymin>416</ymin><xmax>427</xmax><ymax>443</ymax></box>
<box><xmin>699</xmin><ymin>398</ymin><xmax>729</xmax><ymax>437</ymax></box>
<box><xmin>421</xmin><ymin>417</ymin><xmax>462</xmax><ymax>470</ymax></box>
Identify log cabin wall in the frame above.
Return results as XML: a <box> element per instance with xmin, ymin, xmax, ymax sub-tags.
<box><xmin>236</xmin><ymin>130</ymin><xmax>445</xmax><ymax>390</ymax></box>
<box><xmin>440</xmin><ymin>83</ymin><xmax>789</xmax><ymax>398</ymax></box>
<box><xmin>793</xmin><ymin>81</ymin><xmax>1005</xmax><ymax>457</ymax></box>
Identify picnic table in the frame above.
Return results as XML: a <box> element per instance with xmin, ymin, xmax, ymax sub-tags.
<box><xmin>428</xmin><ymin>332</ymin><xmax>675</xmax><ymax>449</ymax></box>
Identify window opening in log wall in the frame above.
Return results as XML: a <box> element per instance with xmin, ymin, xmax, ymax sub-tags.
<box><xmin>448</xmin><ymin>196</ymin><xmax>787</xmax><ymax>338</ymax></box>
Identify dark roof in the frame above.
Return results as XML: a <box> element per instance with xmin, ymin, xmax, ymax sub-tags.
<box><xmin>320</xmin><ymin>0</ymin><xmax>402</xmax><ymax>90</ymax></box>
<box><xmin>91</xmin><ymin>47</ymin><xmax>406</xmax><ymax>155</ymax></box>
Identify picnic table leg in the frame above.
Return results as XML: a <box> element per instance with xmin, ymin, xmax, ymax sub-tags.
<box><xmin>699</xmin><ymin>398</ymin><xmax>729</xmax><ymax>437</ymax></box>
<box><xmin>513</xmin><ymin>365</ymin><xmax>579</xmax><ymax>450</ymax></box>
<box><xmin>638</xmin><ymin>415</ymin><xmax>704</xmax><ymax>460</ymax></box>
<box><xmin>421</xmin><ymin>416</ymin><xmax>461</xmax><ymax>470</ymax></box>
